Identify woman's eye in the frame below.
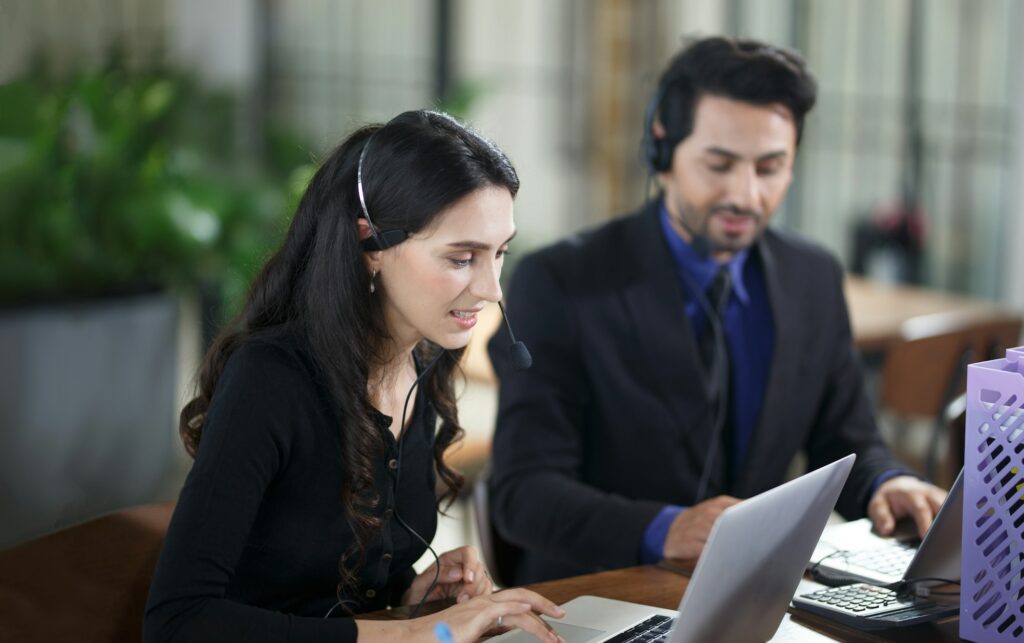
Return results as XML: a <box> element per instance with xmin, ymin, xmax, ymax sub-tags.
<box><xmin>449</xmin><ymin>256</ymin><xmax>472</xmax><ymax>268</ymax></box>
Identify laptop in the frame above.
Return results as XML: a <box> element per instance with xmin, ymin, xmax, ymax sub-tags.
<box><xmin>492</xmin><ymin>454</ymin><xmax>856</xmax><ymax>643</ymax></box>
<box><xmin>789</xmin><ymin>470</ymin><xmax>963</xmax><ymax>630</ymax></box>
<box><xmin>806</xmin><ymin>469</ymin><xmax>963</xmax><ymax>588</ymax></box>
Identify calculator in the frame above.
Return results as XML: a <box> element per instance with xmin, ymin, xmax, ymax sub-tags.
<box><xmin>791</xmin><ymin>583</ymin><xmax>958</xmax><ymax>630</ymax></box>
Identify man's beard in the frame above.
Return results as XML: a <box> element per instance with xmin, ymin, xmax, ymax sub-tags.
<box><xmin>675</xmin><ymin>198</ymin><xmax>765</xmax><ymax>254</ymax></box>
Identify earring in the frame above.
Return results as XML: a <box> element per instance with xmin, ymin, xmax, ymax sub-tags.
<box><xmin>369</xmin><ymin>270</ymin><xmax>377</xmax><ymax>294</ymax></box>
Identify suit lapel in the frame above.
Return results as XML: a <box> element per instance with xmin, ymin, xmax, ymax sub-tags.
<box><xmin>621</xmin><ymin>203</ymin><xmax>725</xmax><ymax>495</ymax></box>
<box><xmin>733</xmin><ymin>232</ymin><xmax>801</xmax><ymax>495</ymax></box>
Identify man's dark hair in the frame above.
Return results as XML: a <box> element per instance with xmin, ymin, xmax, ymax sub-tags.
<box><xmin>650</xmin><ymin>35</ymin><xmax>818</xmax><ymax>158</ymax></box>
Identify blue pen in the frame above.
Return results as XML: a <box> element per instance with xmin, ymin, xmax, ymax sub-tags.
<box><xmin>434</xmin><ymin>621</ymin><xmax>455</xmax><ymax>643</ymax></box>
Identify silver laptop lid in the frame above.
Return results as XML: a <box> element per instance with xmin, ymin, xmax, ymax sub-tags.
<box><xmin>670</xmin><ymin>454</ymin><xmax>856</xmax><ymax>643</ymax></box>
<box><xmin>904</xmin><ymin>468</ymin><xmax>963</xmax><ymax>583</ymax></box>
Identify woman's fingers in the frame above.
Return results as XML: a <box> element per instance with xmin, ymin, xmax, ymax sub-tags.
<box><xmin>434</xmin><ymin>546</ymin><xmax>496</xmax><ymax>603</ymax></box>
<box><xmin>491</xmin><ymin>588</ymin><xmax>566</xmax><ymax>619</ymax></box>
<box><xmin>431</xmin><ymin>591</ymin><xmax>567</xmax><ymax>643</ymax></box>
<box><xmin>438</xmin><ymin>545</ymin><xmax>482</xmax><ymax>584</ymax></box>
<box><xmin>496</xmin><ymin>611</ymin><xmax>565</xmax><ymax>642</ymax></box>
<box><xmin>436</xmin><ymin>560</ymin><xmax>464</xmax><ymax>583</ymax></box>
<box><xmin>455</xmin><ymin>559</ymin><xmax>492</xmax><ymax>601</ymax></box>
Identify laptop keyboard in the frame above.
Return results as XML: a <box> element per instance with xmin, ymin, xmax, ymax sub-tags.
<box><xmin>844</xmin><ymin>542</ymin><xmax>916</xmax><ymax>577</ymax></box>
<box><xmin>604</xmin><ymin>615</ymin><xmax>676</xmax><ymax>643</ymax></box>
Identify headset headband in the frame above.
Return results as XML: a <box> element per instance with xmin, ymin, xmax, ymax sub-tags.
<box><xmin>356</xmin><ymin>121</ymin><xmax>409</xmax><ymax>252</ymax></box>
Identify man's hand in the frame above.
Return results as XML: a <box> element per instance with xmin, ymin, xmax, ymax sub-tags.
<box><xmin>867</xmin><ymin>476</ymin><xmax>947</xmax><ymax>538</ymax></box>
<box><xmin>662</xmin><ymin>495</ymin><xmax>741</xmax><ymax>560</ymax></box>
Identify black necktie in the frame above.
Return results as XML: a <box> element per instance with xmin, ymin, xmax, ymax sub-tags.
<box><xmin>698</xmin><ymin>265</ymin><xmax>732</xmax><ymax>378</ymax></box>
<box><xmin>700</xmin><ymin>265</ymin><xmax>735</xmax><ymax>492</ymax></box>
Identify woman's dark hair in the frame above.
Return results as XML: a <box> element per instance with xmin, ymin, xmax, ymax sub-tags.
<box><xmin>178</xmin><ymin>109</ymin><xmax>519</xmax><ymax>599</ymax></box>
<box><xmin>653</xmin><ymin>35</ymin><xmax>818</xmax><ymax>150</ymax></box>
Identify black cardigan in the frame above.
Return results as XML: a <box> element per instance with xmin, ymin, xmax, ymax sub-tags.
<box><xmin>145</xmin><ymin>334</ymin><xmax>437</xmax><ymax>642</ymax></box>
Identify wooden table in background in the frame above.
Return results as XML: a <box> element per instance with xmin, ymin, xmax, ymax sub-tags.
<box><xmin>365</xmin><ymin>564</ymin><xmax>961</xmax><ymax>642</ymax></box>
<box><xmin>843</xmin><ymin>275</ymin><xmax>1012</xmax><ymax>353</ymax></box>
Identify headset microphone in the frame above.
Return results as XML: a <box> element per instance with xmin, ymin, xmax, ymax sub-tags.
<box><xmin>668</xmin><ymin>207</ymin><xmax>713</xmax><ymax>260</ymax></box>
<box><xmin>687</xmin><ymin>230</ymin><xmax>711</xmax><ymax>260</ymax></box>
<box><xmin>498</xmin><ymin>301</ymin><xmax>532</xmax><ymax>370</ymax></box>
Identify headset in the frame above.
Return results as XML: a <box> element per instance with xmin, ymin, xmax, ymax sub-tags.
<box><xmin>642</xmin><ymin>81</ymin><xmax>677</xmax><ymax>174</ymax></box>
<box><xmin>642</xmin><ymin>78</ymin><xmax>731</xmax><ymax>503</ymax></box>
<box><xmin>355</xmin><ymin>118</ymin><xmax>409</xmax><ymax>252</ymax></box>
<box><xmin>642</xmin><ymin>77</ymin><xmax>713</xmax><ymax>260</ymax></box>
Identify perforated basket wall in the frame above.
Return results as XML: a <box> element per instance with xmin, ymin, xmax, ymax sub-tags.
<box><xmin>963</xmin><ymin>347</ymin><xmax>1024</xmax><ymax>642</ymax></box>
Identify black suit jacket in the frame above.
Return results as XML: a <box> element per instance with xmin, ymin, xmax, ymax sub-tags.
<box><xmin>487</xmin><ymin>201</ymin><xmax>906</xmax><ymax>584</ymax></box>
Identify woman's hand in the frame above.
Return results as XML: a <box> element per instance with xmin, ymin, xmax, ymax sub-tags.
<box><xmin>403</xmin><ymin>546</ymin><xmax>493</xmax><ymax>606</ymax></box>
<box><xmin>359</xmin><ymin>588</ymin><xmax>567</xmax><ymax>643</ymax></box>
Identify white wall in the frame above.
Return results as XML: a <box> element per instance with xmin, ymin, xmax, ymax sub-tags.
<box><xmin>1007</xmin><ymin>1</ymin><xmax>1024</xmax><ymax>310</ymax></box>
<box><xmin>0</xmin><ymin>0</ymin><xmax>167</xmax><ymax>81</ymax></box>
<box><xmin>168</xmin><ymin>0</ymin><xmax>258</xmax><ymax>89</ymax></box>
<box><xmin>454</xmin><ymin>0</ymin><xmax>591</xmax><ymax>247</ymax></box>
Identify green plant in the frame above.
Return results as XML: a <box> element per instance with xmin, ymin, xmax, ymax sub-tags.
<box><xmin>0</xmin><ymin>59</ymin><xmax>307</xmax><ymax>316</ymax></box>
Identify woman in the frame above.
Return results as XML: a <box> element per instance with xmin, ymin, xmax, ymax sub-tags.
<box><xmin>144</xmin><ymin>110</ymin><xmax>565</xmax><ymax>642</ymax></box>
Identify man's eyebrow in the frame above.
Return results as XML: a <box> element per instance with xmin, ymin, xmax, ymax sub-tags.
<box><xmin>704</xmin><ymin>147</ymin><xmax>789</xmax><ymax>162</ymax></box>
<box><xmin>704</xmin><ymin>146</ymin><xmax>741</xmax><ymax>160</ymax></box>
<box><xmin>446</xmin><ymin>230</ymin><xmax>517</xmax><ymax>250</ymax></box>
<box><xmin>755</xmin><ymin>150</ymin><xmax>789</xmax><ymax>162</ymax></box>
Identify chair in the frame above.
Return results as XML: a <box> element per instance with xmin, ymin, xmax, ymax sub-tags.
<box><xmin>879</xmin><ymin>309</ymin><xmax>1021</xmax><ymax>484</ymax></box>
<box><xmin>471</xmin><ymin>466</ymin><xmax>521</xmax><ymax>589</ymax></box>
<box><xmin>0</xmin><ymin>502</ymin><xmax>175</xmax><ymax>643</ymax></box>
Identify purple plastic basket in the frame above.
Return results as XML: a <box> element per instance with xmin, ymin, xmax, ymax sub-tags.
<box><xmin>963</xmin><ymin>346</ymin><xmax>1024</xmax><ymax>642</ymax></box>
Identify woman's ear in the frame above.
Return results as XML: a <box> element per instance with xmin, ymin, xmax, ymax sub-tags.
<box><xmin>357</xmin><ymin>218</ymin><xmax>383</xmax><ymax>272</ymax></box>
<box><xmin>356</xmin><ymin>217</ymin><xmax>374</xmax><ymax>242</ymax></box>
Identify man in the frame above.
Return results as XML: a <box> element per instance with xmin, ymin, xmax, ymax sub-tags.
<box><xmin>487</xmin><ymin>36</ymin><xmax>947</xmax><ymax>585</ymax></box>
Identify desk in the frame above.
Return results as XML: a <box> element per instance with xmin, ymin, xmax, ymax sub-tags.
<box><xmin>366</xmin><ymin>564</ymin><xmax>960</xmax><ymax>642</ymax></box>
<box><xmin>844</xmin><ymin>275</ymin><xmax>1013</xmax><ymax>353</ymax></box>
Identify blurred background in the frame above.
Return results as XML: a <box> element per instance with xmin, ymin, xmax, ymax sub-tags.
<box><xmin>1</xmin><ymin>0</ymin><xmax>1023</xmax><ymax>560</ymax></box>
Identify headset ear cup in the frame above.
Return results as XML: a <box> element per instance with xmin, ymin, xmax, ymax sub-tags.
<box><xmin>643</xmin><ymin>84</ymin><xmax>676</xmax><ymax>173</ymax></box>
<box><xmin>644</xmin><ymin>125</ymin><xmax>673</xmax><ymax>173</ymax></box>
<box><xmin>653</xmin><ymin>139</ymin><xmax>673</xmax><ymax>172</ymax></box>
<box><xmin>643</xmin><ymin>136</ymin><xmax>659</xmax><ymax>174</ymax></box>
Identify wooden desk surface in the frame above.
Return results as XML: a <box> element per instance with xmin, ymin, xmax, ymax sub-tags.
<box><xmin>844</xmin><ymin>275</ymin><xmax>1010</xmax><ymax>352</ymax></box>
<box><xmin>364</xmin><ymin>564</ymin><xmax>961</xmax><ymax>642</ymax></box>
